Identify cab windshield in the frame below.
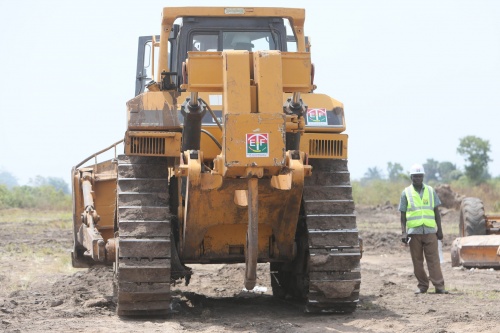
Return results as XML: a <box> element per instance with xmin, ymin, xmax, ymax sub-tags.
<box><xmin>191</xmin><ymin>31</ymin><xmax>276</xmax><ymax>52</ymax></box>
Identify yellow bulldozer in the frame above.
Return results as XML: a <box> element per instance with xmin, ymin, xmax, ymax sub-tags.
<box><xmin>451</xmin><ymin>197</ymin><xmax>500</xmax><ymax>268</ymax></box>
<box><xmin>71</xmin><ymin>7</ymin><xmax>361</xmax><ymax>316</ymax></box>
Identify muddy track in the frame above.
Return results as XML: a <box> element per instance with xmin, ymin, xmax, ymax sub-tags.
<box><xmin>303</xmin><ymin>159</ymin><xmax>361</xmax><ymax>312</ymax></box>
<box><xmin>116</xmin><ymin>155</ymin><xmax>172</xmax><ymax>316</ymax></box>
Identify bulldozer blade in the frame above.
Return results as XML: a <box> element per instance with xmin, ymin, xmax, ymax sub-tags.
<box><xmin>451</xmin><ymin>235</ymin><xmax>500</xmax><ymax>268</ymax></box>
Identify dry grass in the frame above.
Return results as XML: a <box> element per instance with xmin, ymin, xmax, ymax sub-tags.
<box><xmin>0</xmin><ymin>252</ymin><xmax>79</xmax><ymax>294</ymax></box>
<box><xmin>0</xmin><ymin>209</ymin><xmax>81</xmax><ymax>294</ymax></box>
<box><xmin>355</xmin><ymin>206</ymin><xmax>459</xmax><ymax>236</ymax></box>
<box><xmin>353</xmin><ymin>179</ymin><xmax>500</xmax><ymax>216</ymax></box>
<box><xmin>450</xmin><ymin>181</ymin><xmax>500</xmax><ymax>213</ymax></box>
<box><xmin>447</xmin><ymin>275</ymin><xmax>500</xmax><ymax>301</ymax></box>
<box><xmin>0</xmin><ymin>208</ymin><xmax>72</xmax><ymax>223</ymax></box>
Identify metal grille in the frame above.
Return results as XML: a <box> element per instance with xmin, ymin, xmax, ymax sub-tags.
<box><xmin>308</xmin><ymin>139</ymin><xmax>344</xmax><ymax>158</ymax></box>
<box><xmin>130</xmin><ymin>136</ymin><xmax>166</xmax><ymax>155</ymax></box>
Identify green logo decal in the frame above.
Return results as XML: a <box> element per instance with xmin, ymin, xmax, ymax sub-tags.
<box><xmin>246</xmin><ymin>133</ymin><xmax>269</xmax><ymax>157</ymax></box>
<box><xmin>307</xmin><ymin>108</ymin><xmax>328</xmax><ymax>126</ymax></box>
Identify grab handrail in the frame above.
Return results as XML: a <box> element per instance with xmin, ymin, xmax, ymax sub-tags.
<box><xmin>73</xmin><ymin>139</ymin><xmax>124</xmax><ymax>169</ymax></box>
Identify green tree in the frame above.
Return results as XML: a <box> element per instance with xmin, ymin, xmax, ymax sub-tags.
<box><xmin>387</xmin><ymin>162</ymin><xmax>404</xmax><ymax>181</ymax></box>
<box><xmin>0</xmin><ymin>170</ymin><xmax>18</xmax><ymax>188</ymax></box>
<box><xmin>362</xmin><ymin>167</ymin><xmax>383</xmax><ymax>184</ymax></box>
<box><xmin>423</xmin><ymin>159</ymin><xmax>439</xmax><ymax>182</ymax></box>
<box><xmin>457</xmin><ymin>135</ymin><xmax>492</xmax><ymax>183</ymax></box>
<box><xmin>0</xmin><ymin>184</ymin><xmax>11</xmax><ymax>208</ymax></box>
<box><xmin>438</xmin><ymin>161</ymin><xmax>461</xmax><ymax>183</ymax></box>
<box><xmin>29</xmin><ymin>175</ymin><xmax>70</xmax><ymax>194</ymax></box>
<box><xmin>47</xmin><ymin>177</ymin><xmax>70</xmax><ymax>194</ymax></box>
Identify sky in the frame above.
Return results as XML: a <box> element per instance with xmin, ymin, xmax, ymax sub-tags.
<box><xmin>1</xmin><ymin>0</ymin><xmax>499</xmax><ymax>185</ymax></box>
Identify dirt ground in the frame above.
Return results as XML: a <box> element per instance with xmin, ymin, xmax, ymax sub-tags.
<box><xmin>1</xmin><ymin>206</ymin><xmax>499</xmax><ymax>333</ymax></box>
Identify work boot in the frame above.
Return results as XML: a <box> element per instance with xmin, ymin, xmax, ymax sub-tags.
<box><xmin>435</xmin><ymin>289</ymin><xmax>449</xmax><ymax>294</ymax></box>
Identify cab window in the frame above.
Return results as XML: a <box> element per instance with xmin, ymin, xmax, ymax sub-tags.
<box><xmin>192</xmin><ymin>34</ymin><xmax>218</xmax><ymax>51</ymax></box>
<box><xmin>191</xmin><ymin>31</ymin><xmax>277</xmax><ymax>52</ymax></box>
<box><xmin>222</xmin><ymin>31</ymin><xmax>276</xmax><ymax>51</ymax></box>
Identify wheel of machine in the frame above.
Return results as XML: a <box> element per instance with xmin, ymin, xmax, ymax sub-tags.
<box><xmin>115</xmin><ymin>155</ymin><xmax>172</xmax><ymax>316</ymax></box>
<box><xmin>459</xmin><ymin>197</ymin><xmax>486</xmax><ymax>237</ymax></box>
<box><xmin>271</xmin><ymin>159</ymin><xmax>361</xmax><ymax>313</ymax></box>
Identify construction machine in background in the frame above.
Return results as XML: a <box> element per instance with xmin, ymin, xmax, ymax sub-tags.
<box><xmin>451</xmin><ymin>197</ymin><xmax>500</xmax><ymax>268</ymax></box>
<box><xmin>71</xmin><ymin>7</ymin><xmax>361</xmax><ymax>316</ymax></box>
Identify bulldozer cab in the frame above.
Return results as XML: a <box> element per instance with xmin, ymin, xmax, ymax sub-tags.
<box><xmin>135</xmin><ymin>15</ymin><xmax>294</xmax><ymax>96</ymax></box>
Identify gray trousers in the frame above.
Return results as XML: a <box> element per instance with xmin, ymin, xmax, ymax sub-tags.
<box><xmin>409</xmin><ymin>233</ymin><xmax>445</xmax><ymax>291</ymax></box>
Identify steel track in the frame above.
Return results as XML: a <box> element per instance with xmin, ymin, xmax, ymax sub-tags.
<box><xmin>115</xmin><ymin>155</ymin><xmax>172</xmax><ymax>316</ymax></box>
<box><xmin>303</xmin><ymin>159</ymin><xmax>361</xmax><ymax>313</ymax></box>
<box><xmin>271</xmin><ymin>158</ymin><xmax>361</xmax><ymax>313</ymax></box>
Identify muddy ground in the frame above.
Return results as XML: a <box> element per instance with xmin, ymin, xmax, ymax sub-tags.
<box><xmin>1</xmin><ymin>206</ymin><xmax>499</xmax><ymax>333</ymax></box>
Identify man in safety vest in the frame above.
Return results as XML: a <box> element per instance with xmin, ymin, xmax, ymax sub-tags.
<box><xmin>399</xmin><ymin>164</ymin><xmax>448</xmax><ymax>294</ymax></box>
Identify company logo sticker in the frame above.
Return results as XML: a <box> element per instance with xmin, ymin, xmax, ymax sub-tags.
<box><xmin>306</xmin><ymin>108</ymin><xmax>328</xmax><ymax>126</ymax></box>
<box><xmin>246</xmin><ymin>133</ymin><xmax>269</xmax><ymax>157</ymax></box>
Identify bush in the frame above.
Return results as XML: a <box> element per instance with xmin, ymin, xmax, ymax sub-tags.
<box><xmin>450</xmin><ymin>178</ymin><xmax>500</xmax><ymax>213</ymax></box>
<box><xmin>352</xmin><ymin>179</ymin><xmax>408</xmax><ymax>207</ymax></box>
<box><xmin>0</xmin><ymin>184</ymin><xmax>71</xmax><ymax>210</ymax></box>
<box><xmin>0</xmin><ymin>185</ymin><xmax>10</xmax><ymax>209</ymax></box>
<box><xmin>353</xmin><ymin>178</ymin><xmax>500</xmax><ymax>213</ymax></box>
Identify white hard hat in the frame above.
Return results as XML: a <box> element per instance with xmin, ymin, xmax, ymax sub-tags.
<box><xmin>409</xmin><ymin>164</ymin><xmax>425</xmax><ymax>175</ymax></box>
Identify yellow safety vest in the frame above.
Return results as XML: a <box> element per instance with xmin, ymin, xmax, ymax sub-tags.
<box><xmin>405</xmin><ymin>185</ymin><xmax>437</xmax><ymax>229</ymax></box>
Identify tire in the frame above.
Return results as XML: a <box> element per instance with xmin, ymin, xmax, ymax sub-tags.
<box><xmin>459</xmin><ymin>197</ymin><xmax>486</xmax><ymax>237</ymax></box>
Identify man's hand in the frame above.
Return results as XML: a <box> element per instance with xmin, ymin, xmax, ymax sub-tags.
<box><xmin>437</xmin><ymin>230</ymin><xmax>443</xmax><ymax>240</ymax></box>
<box><xmin>401</xmin><ymin>233</ymin><xmax>409</xmax><ymax>244</ymax></box>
